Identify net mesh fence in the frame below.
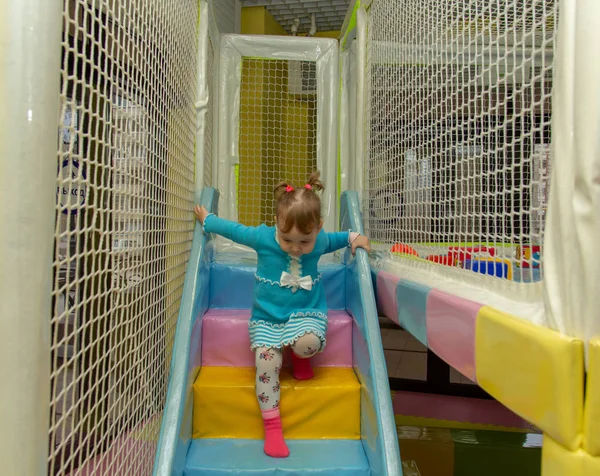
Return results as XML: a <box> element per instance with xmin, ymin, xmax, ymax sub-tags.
<box><xmin>202</xmin><ymin>17</ymin><xmax>216</xmax><ymax>188</ymax></box>
<box><xmin>50</xmin><ymin>0</ymin><xmax>198</xmax><ymax>474</ymax></box>
<box><xmin>237</xmin><ymin>58</ymin><xmax>318</xmax><ymax>226</ymax></box>
<box><xmin>364</xmin><ymin>0</ymin><xmax>556</xmax><ymax>283</ymax></box>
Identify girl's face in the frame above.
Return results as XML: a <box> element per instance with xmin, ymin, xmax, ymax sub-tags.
<box><xmin>275</xmin><ymin>218</ymin><xmax>322</xmax><ymax>257</ymax></box>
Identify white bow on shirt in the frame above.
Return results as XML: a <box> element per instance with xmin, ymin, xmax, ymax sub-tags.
<box><xmin>280</xmin><ymin>271</ymin><xmax>313</xmax><ymax>292</ymax></box>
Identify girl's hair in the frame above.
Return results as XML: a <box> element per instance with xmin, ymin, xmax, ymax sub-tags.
<box><xmin>273</xmin><ymin>171</ymin><xmax>325</xmax><ymax>234</ymax></box>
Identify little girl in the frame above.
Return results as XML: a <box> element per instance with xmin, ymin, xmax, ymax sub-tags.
<box><xmin>194</xmin><ymin>171</ymin><xmax>370</xmax><ymax>458</ymax></box>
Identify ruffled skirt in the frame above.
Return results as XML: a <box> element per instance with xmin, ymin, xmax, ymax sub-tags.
<box><xmin>248</xmin><ymin>310</ymin><xmax>328</xmax><ymax>351</ymax></box>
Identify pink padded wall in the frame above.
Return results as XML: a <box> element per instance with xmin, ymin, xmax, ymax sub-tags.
<box><xmin>426</xmin><ymin>289</ymin><xmax>481</xmax><ymax>382</ymax></box>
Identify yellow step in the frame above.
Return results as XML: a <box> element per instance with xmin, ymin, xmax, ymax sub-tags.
<box><xmin>192</xmin><ymin>367</ymin><xmax>360</xmax><ymax>439</ymax></box>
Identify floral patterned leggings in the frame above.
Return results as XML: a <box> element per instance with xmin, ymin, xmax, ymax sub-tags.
<box><xmin>255</xmin><ymin>332</ymin><xmax>321</xmax><ymax>411</ymax></box>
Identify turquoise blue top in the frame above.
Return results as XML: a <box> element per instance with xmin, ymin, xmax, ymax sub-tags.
<box><xmin>203</xmin><ymin>214</ymin><xmax>350</xmax><ymax>350</ymax></box>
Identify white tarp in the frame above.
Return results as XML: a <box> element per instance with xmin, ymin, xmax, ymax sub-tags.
<box><xmin>340</xmin><ymin>6</ymin><xmax>366</xmax><ymax>202</ymax></box>
<box><xmin>339</xmin><ymin>44</ymin><xmax>353</xmax><ymax>194</ymax></box>
<box><xmin>542</xmin><ymin>0</ymin><xmax>600</xmax><ymax>364</ymax></box>
<box><xmin>196</xmin><ymin>0</ymin><xmax>220</xmax><ymax>196</ymax></box>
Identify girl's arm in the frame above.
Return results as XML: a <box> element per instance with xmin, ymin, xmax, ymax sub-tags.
<box><xmin>324</xmin><ymin>231</ymin><xmax>371</xmax><ymax>255</ymax></box>
<box><xmin>194</xmin><ymin>204</ymin><xmax>261</xmax><ymax>249</ymax></box>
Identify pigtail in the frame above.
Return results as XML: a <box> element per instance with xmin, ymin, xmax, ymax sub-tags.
<box><xmin>274</xmin><ymin>171</ymin><xmax>325</xmax><ymax>233</ymax></box>
<box><xmin>274</xmin><ymin>181</ymin><xmax>291</xmax><ymax>201</ymax></box>
<box><xmin>306</xmin><ymin>171</ymin><xmax>324</xmax><ymax>193</ymax></box>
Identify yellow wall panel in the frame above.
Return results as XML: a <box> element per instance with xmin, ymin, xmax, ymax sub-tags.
<box><xmin>264</xmin><ymin>9</ymin><xmax>287</xmax><ymax>35</ymax></box>
<box><xmin>542</xmin><ymin>435</ymin><xmax>600</xmax><ymax>476</ymax></box>
<box><xmin>475</xmin><ymin>306</ymin><xmax>585</xmax><ymax>450</ymax></box>
<box><xmin>241</xmin><ymin>7</ymin><xmax>287</xmax><ymax>36</ymax></box>
<box><xmin>241</xmin><ymin>7</ymin><xmax>266</xmax><ymax>35</ymax></box>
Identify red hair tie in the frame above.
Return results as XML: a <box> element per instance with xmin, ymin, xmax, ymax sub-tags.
<box><xmin>304</xmin><ymin>184</ymin><xmax>312</xmax><ymax>190</ymax></box>
<box><xmin>285</xmin><ymin>185</ymin><xmax>294</xmax><ymax>193</ymax></box>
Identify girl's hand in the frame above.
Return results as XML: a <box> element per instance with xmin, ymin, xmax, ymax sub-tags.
<box><xmin>351</xmin><ymin>235</ymin><xmax>371</xmax><ymax>255</ymax></box>
<box><xmin>194</xmin><ymin>204</ymin><xmax>209</xmax><ymax>224</ymax></box>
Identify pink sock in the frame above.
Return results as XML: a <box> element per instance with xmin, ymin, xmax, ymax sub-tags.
<box><xmin>261</xmin><ymin>409</ymin><xmax>289</xmax><ymax>458</ymax></box>
<box><xmin>291</xmin><ymin>352</ymin><xmax>314</xmax><ymax>380</ymax></box>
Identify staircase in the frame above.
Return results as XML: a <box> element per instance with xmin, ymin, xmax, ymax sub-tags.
<box><xmin>184</xmin><ymin>262</ymin><xmax>370</xmax><ymax>475</ymax></box>
<box><xmin>153</xmin><ymin>189</ymin><xmax>401</xmax><ymax>476</ymax></box>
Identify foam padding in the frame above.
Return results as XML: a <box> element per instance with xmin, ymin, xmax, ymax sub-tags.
<box><xmin>201</xmin><ymin>309</ymin><xmax>352</xmax><ymax>367</ymax></box>
<box><xmin>185</xmin><ymin>439</ymin><xmax>370</xmax><ymax>476</ymax></box>
<box><xmin>542</xmin><ymin>434</ymin><xmax>600</xmax><ymax>476</ymax></box>
<box><xmin>475</xmin><ymin>306</ymin><xmax>585</xmax><ymax>450</ymax></box>
<box><xmin>192</xmin><ymin>367</ymin><xmax>360</xmax><ymax>439</ymax></box>
<box><xmin>584</xmin><ymin>337</ymin><xmax>600</xmax><ymax>456</ymax></box>
<box><xmin>395</xmin><ymin>280</ymin><xmax>429</xmax><ymax>346</ymax></box>
<box><xmin>427</xmin><ymin>289</ymin><xmax>481</xmax><ymax>382</ymax></box>
<box><xmin>375</xmin><ymin>270</ymin><xmax>401</xmax><ymax>325</ymax></box>
<box><xmin>209</xmin><ymin>262</ymin><xmax>345</xmax><ymax>309</ymax></box>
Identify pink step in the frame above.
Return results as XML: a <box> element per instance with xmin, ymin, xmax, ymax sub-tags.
<box><xmin>201</xmin><ymin>309</ymin><xmax>353</xmax><ymax>367</ymax></box>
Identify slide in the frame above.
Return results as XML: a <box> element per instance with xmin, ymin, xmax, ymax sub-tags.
<box><xmin>153</xmin><ymin>188</ymin><xmax>401</xmax><ymax>476</ymax></box>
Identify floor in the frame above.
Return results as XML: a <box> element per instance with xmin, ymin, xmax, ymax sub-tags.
<box><xmin>379</xmin><ymin>316</ymin><xmax>476</xmax><ymax>385</ymax></box>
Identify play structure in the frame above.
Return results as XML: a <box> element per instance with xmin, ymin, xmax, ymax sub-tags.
<box><xmin>2</xmin><ymin>0</ymin><xmax>600</xmax><ymax>475</ymax></box>
<box><xmin>153</xmin><ymin>188</ymin><xmax>398</xmax><ymax>475</ymax></box>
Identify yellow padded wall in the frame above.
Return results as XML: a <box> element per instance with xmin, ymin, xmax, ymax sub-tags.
<box><xmin>542</xmin><ymin>434</ymin><xmax>600</xmax><ymax>476</ymax></box>
<box><xmin>475</xmin><ymin>306</ymin><xmax>584</xmax><ymax>450</ymax></box>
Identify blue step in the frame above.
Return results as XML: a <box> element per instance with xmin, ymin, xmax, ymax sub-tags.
<box><xmin>184</xmin><ymin>439</ymin><xmax>370</xmax><ymax>476</ymax></box>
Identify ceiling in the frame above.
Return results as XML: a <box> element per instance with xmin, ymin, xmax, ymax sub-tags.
<box><xmin>241</xmin><ymin>0</ymin><xmax>351</xmax><ymax>34</ymax></box>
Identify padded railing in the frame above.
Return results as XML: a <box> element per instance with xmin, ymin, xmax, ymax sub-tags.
<box><xmin>341</xmin><ymin>190</ymin><xmax>402</xmax><ymax>476</ymax></box>
<box><xmin>153</xmin><ymin>187</ymin><xmax>219</xmax><ymax>476</ymax></box>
